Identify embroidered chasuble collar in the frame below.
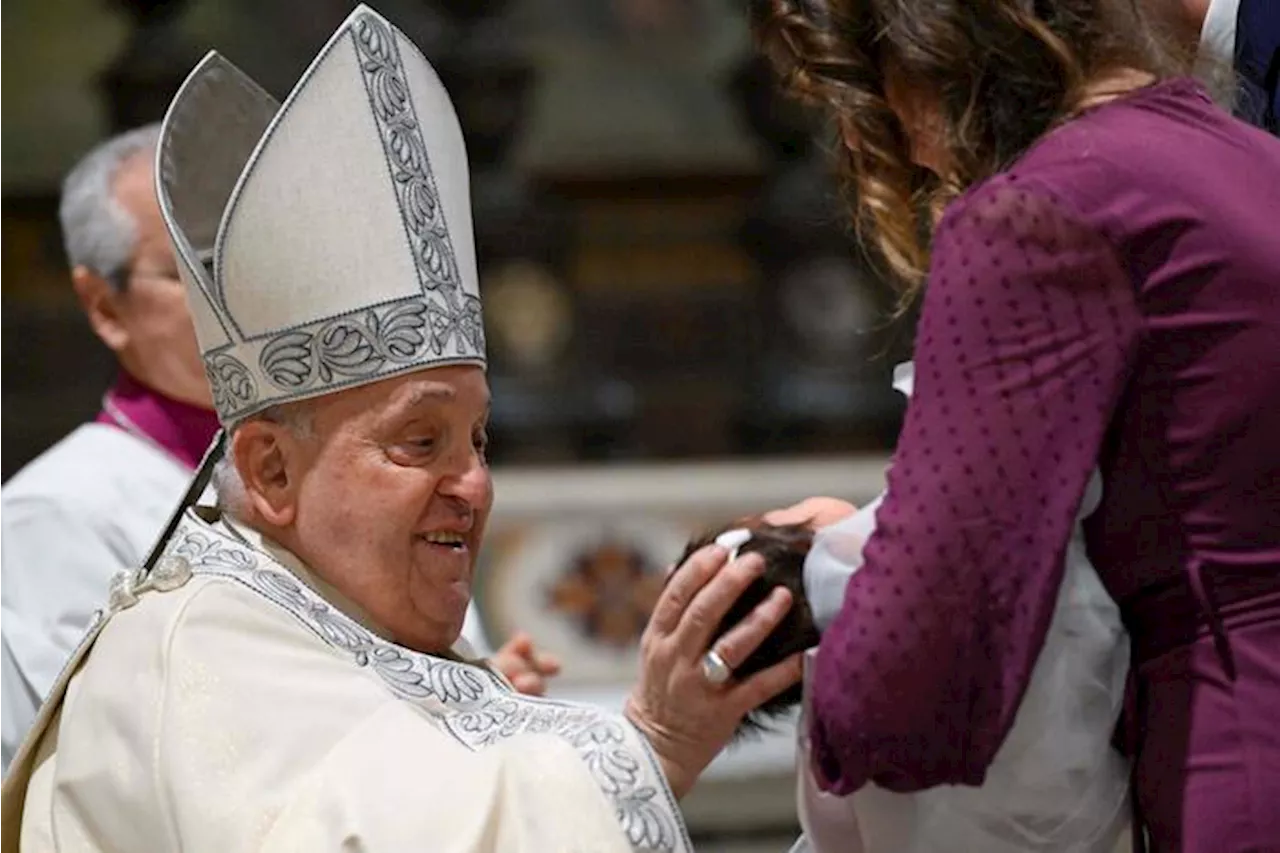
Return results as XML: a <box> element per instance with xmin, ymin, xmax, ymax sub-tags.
<box><xmin>145</xmin><ymin>507</ymin><xmax>692</xmax><ymax>853</ymax></box>
<box><xmin>219</xmin><ymin>514</ymin><xmax>390</xmax><ymax>640</ymax></box>
<box><xmin>217</xmin><ymin>512</ymin><xmax>475</xmax><ymax>662</ymax></box>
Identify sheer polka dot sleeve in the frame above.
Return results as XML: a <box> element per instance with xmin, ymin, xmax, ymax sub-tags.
<box><xmin>807</xmin><ymin>177</ymin><xmax>1143</xmax><ymax>795</ymax></box>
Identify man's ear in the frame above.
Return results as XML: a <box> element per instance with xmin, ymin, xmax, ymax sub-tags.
<box><xmin>71</xmin><ymin>266</ymin><xmax>129</xmax><ymax>354</ymax></box>
<box><xmin>232</xmin><ymin>421</ymin><xmax>306</xmax><ymax>528</ymax></box>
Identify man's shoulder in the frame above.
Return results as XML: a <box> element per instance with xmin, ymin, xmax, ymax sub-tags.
<box><xmin>22</xmin><ymin>574</ymin><xmax>406</xmax><ymax>852</ymax></box>
<box><xmin>65</xmin><ymin>567</ymin><xmax>409</xmax><ymax>759</ymax></box>
<box><xmin>4</xmin><ymin>425</ymin><xmax>188</xmax><ymax>513</ymax></box>
<box><xmin>83</xmin><ymin>564</ymin><xmax>388</xmax><ymax>704</ymax></box>
<box><xmin>2</xmin><ymin>425</ymin><xmax>192</xmax><ymax>544</ymax></box>
<box><xmin>97</xmin><ymin>570</ymin><xmax>326</xmax><ymax>657</ymax></box>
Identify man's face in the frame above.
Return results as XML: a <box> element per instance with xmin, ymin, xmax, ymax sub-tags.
<box><xmin>96</xmin><ymin>152</ymin><xmax>211</xmax><ymax>407</ymax></box>
<box><xmin>285</xmin><ymin>366</ymin><xmax>494</xmax><ymax>654</ymax></box>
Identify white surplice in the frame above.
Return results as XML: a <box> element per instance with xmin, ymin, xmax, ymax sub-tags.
<box><xmin>1</xmin><ymin>425</ymin><xmax>193</xmax><ymax>776</ymax></box>
<box><xmin>2</xmin><ymin>506</ymin><xmax>690</xmax><ymax>853</ymax></box>
<box><xmin>792</xmin><ymin>362</ymin><xmax>1132</xmax><ymax>853</ymax></box>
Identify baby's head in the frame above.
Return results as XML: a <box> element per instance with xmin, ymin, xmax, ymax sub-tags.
<box><xmin>673</xmin><ymin>520</ymin><xmax>819</xmax><ymax>739</ymax></box>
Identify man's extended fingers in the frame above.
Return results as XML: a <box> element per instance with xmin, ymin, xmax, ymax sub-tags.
<box><xmin>729</xmin><ymin>651</ymin><xmax>805</xmax><ymax>714</ymax></box>
<box><xmin>534</xmin><ymin>652</ymin><xmax>562</xmax><ymax>676</ymax></box>
<box><xmin>502</xmin><ymin>632</ymin><xmax>534</xmax><ymax>657</ymax></box>
<box><xmin>711</xmin><ymin>586</ymin><xmax>794</xmax><ymax>671</ymax></box>
<box><xmin>511</xmin><ymin>672</ymin><xmax>546</xmax><ymax>696</ymax></box>
<box><xmin>675</xmin><ymin>552</ymin><xmax>766</xmax><ymax>651</ymax></box>
<box><xmin>647</xmin><ymin>544</ymin><xmax>729</xmax><ymax>637</ymax></box>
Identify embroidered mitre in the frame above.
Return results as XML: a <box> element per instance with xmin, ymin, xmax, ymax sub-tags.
<box><xmin>157</xmin><ymin>4</ymin><xmax>485</xmax><ymax>426</ymax></box>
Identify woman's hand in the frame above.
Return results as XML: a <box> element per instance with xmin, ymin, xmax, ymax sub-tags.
<box><xmin>624</xmin><ymin>544</ymin><xmax>804</xmax><ymax>799</ymax></box>
<box><xmin>764</xmin><ymin>496</ymin><xmax>858</xmax><ymax>530</ymax></box>
<box><xmin>491</xmin><ymin>632</ymin><xmax>562</xmax><ymax>696</ymax></box>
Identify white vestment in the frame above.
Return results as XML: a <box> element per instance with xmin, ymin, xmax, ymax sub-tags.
<box><xmin>793</xmin><ymin>363</ymin><xmax>1132</xmax><ymax>853</ymax></box>
<box><xmin>2</xmin><ymin>507</ymin><xmax>690</xmax><ymax>853</ymax></box>
<box><xmin>1</xmin><ymin>425</ymin><xmax>192</xmax><ymax>775</ymax></box>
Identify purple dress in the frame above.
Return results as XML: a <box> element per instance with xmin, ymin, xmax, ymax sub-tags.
<box><xmin>809</xmin><ymin>79</ymin><xmax>1280</xmax><ymax>852</ymax></box>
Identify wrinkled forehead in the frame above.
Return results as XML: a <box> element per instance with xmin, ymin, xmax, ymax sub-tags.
<box><xmin>391</xmin><ymin>365</ymin><xmax>490</xmax><ymax>408</ymax></box>
<box><xmin>319</xmin><ymin>365</ymin><xmax>491</xmax><ymax>426</ymax></box>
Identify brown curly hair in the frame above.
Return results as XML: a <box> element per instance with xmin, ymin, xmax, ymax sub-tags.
<box><xmin>750</xmin><ymin>0</ymin><xmax>1188</xmax><ymax>304</ymax></box>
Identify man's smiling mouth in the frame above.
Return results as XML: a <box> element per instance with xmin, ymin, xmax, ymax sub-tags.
<box><xmin>417</xmin><ymin>531</ymin><xmax>467</xmax><ymax>551</ymax></box>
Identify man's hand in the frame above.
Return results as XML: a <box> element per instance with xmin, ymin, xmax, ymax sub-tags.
<box><xmin>763</xmin><ymin>496</ymin><xmax>858</xmax><ymax>530</ymax></box>
<box><xmin>490</xmin><ymin>632</ymin><xmax>562</xmax><ymax>696</ymax></box>
<box><xmin>626</xmin><ymin>544</ymin><xmax>803</xmax><ymax>799</ymax></box>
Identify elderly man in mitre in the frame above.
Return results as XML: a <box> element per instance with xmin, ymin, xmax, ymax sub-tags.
<box><xmin>1</xmin><ymin>7</ymin><xmax>801</xmax><ymax>851</ymax></box>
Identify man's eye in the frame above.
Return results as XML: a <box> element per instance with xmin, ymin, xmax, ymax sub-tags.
<box><xmin>408</xmin><ymin>437</ymin><xmax>436</xmax><ymax>452</ymax></box>
<box><xmin>473</xmin><ymin>431</ymin><xmax>490</xmax><ymax>458</ymax></box>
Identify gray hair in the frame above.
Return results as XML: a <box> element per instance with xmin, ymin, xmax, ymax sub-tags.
<box><xmin>58</xmin><ymin>124</ymin><xmax>162</xmax><ymax>290</ymax></box>
<box><xmin>213</xmin><ymin>404</ymin><xmax>315</xmax><ymax>519</ymax></box>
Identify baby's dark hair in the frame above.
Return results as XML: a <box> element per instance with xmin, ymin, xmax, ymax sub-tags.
<box><xmin>673</xmin><ymin>520</ymin><xmax>819</xmax><ymax>740</ymax></box>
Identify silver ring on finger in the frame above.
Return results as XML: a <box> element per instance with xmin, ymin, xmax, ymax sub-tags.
<box><xmin>701</xmin><ymin>648</ymin><xmax>733</xmax><ymax>686</ymax></box>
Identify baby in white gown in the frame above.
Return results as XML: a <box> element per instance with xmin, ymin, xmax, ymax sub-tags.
<box><xmin>792</xmin><ymin>362</ymin><xmax>1132</xmax><ymax>853</ymax></box>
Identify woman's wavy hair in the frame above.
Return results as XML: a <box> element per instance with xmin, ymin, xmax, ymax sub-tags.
<box><xmin>751</xmin><ymin>0</ymin><xmax>1188</xmax><ymax>306</ymax></box>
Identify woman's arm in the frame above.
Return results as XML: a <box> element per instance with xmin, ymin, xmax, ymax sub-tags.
<box><xmin>808</xmin><ymin>176</ymin><xmax>1143</xmax><ymax>795</ymax></box>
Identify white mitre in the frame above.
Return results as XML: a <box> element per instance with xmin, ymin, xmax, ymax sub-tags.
<box><xmin>157</xmin><ymin>4</ymin><xmax>485</xmax><ymax>426</ymax></box>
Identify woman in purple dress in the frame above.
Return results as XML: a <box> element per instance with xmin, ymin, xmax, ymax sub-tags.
<box><xmin>734</xmin><ymin>0</ymin><xmax>1280</xmax><ymax>849</ymax></box>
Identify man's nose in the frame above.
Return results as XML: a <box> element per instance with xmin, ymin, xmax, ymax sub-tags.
<box><xmin>438</xmin><ymin>451</ymin><xmax>490</xmax><ymax>510</ymax></box>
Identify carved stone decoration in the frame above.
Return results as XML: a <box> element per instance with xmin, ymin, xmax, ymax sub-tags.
<box><xmin>483</xmin><ymin>261</ymin><xmax>574</xmax><ymax>374</ymax></box>
<box><xmin>475</xmin><ymin>517</ymin><xmax>693</xmax><ymax>682</ymax></box>
<box><xmin>546</xmin><ymin>539</ymin><xmax>665</xmax><ymax>649</ymax></box>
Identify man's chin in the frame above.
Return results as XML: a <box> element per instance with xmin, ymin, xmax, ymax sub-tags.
<box><xmin>397</xmin><ymin>622</ymin><xmax>464</xmax><ymax>656</ymax></box>
<box><xmin>420</xmin><ymin>593</ymin><xmax>472</xmax><ymax>647</ymax></box>
<box><xmin>442</xmin><ymin>578</ymin><xmax>472</xmax><ymax>614</ymax></box>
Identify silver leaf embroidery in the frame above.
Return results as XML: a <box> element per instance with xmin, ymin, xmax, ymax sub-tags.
<box><xmin>165</xmin><ymin>519</ymin><xmax>688</xmax><ymax>853</ymax></box>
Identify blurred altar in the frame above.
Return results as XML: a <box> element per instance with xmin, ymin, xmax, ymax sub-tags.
<box><xmin>2</xmin><ymin>0</ymin><xmax>909</xmax><ymax>847</ymax></box>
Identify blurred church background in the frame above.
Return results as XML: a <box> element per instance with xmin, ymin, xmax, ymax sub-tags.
<box><xmin>2</xmin><ymin>0</ymin><xmax>909</xmax><ymax>847</ymax></box>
